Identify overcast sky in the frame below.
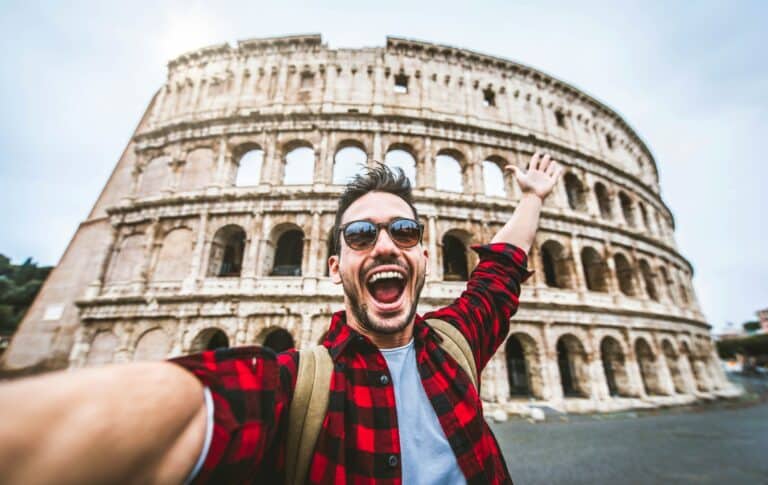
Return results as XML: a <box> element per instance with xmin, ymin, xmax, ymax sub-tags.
<box><xmin>1</xmin><ymin>0</ymin><xmax>765</xmax><ymax>332</ymax></box>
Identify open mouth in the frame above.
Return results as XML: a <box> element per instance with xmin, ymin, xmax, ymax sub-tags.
<box><xmin>366</xmin><ymin>269</ymin><xmax>407</xmax><ymax>306</ymax></box>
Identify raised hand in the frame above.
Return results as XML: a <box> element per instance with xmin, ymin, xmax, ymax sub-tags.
<box><xmin>505</xmin><ymin>151</ymin><xmax>563</xmax><ymax>201</ymax></box>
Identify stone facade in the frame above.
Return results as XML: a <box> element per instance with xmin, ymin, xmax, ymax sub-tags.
<box><xmin>2</xmin><ymin>34</ymin><xmax>737</xmax><ymax>412</ymax></box>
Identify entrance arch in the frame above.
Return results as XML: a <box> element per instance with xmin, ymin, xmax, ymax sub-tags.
<box><xmin>635</xmin><ymin>338</ymin><xmax>665</xmax><ymax>395</ymax></box>
<box><xmin>600</xmin><ymin>336</ymin><xmax>632</xmax><ymax>397</ymax></box>
<box><xmin>556</xmin><ymin>334</ymin><xmax>590</xmax><ymax>398</ymax></box>
<box><xmin>262</xmin><ymin>328</ymin><xmax>295</xmax><ymax>353</ymax></box>
<box><xmin>190</xmin><ymin>328</ymin><xmax>230</xmax><ymax>353</ymax></box>
<box><xmin>505</xmin><ymin>333</ymin><xmax>544</xmax><ymax>399</ymax></box>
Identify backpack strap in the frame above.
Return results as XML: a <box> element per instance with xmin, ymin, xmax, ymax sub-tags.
<box><xmin>285</xmin><ymin>345</ymin><xmax>333</xmax><ymax>485</ymax></box>
<box><xmin>426</xmin><ymin>318</ymin><xmax>478</xmax><ymax>390</ymax></box>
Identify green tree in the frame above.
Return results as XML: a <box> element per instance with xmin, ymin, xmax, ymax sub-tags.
<box><xmin>0</xmin><ymin>253</ymin><xmax>53</xmax><ymax>336</ymax></box>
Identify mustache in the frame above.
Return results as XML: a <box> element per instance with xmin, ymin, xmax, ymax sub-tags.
<box><xmin>360</xmin><ymin>257</ymin><xmax>410</xmax><ymax>279</ymax></box>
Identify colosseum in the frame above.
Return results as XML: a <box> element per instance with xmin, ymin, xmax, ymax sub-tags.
<box><xmin>3</xmin><ymin>34</ymin><xmax>737</xmax><ymax>413</ymax></box>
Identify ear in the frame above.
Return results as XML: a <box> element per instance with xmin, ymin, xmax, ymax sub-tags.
<box><xmin>328</xmin><ymin>254</ymin><xmax>342</xmax><ymax>284</ymax></box>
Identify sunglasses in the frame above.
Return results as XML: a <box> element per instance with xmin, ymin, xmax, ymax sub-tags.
<box><xmin>340</xmin><ymin>218</ymin><xmax>424</xmax><ymax>251</ymax></box>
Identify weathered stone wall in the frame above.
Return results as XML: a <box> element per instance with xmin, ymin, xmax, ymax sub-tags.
<box><xmin>3</xmin><ymin>34</ymin><xmax>734</xmax><ymax>411</ymax></box>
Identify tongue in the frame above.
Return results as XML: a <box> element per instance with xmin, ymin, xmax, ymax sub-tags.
<box><xmin>371</xmin><ymin>280</ymin><xmax>402</xmax><ymax>304</ymax></box>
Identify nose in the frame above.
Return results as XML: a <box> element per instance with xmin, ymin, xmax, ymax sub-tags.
<box><xmin>369</xmin><ymin>226</ymin><xmax>400</xmax><ymax>258</ymax></box>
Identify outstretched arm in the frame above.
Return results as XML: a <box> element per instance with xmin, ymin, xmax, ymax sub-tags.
<box><xmin>491</xmin><ymin>151</ymin><xmax>562</xmax><ymax>252</ymax></box>
<box><xmin>0</xmin><ymin>362</ymin><xmax>206</xmax><ymax>484</ymax></box>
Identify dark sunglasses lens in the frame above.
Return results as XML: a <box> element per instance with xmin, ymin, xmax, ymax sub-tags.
<box><xmin>389</xmin><ymin>219</ymin><xmax>421</xmax><ymax>247</ymax></box>
<box><xmin>344</xmin><ymin>221</ymin><xmax>377</xmax><ymax>249</ymax></box>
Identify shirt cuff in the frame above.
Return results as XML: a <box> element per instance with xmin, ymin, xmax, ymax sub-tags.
<box><xmin>184</xmin><ymin>386</ymin><xmax>214</xmax><ymax>485</ymax></box>
<box><xmin>471</xmin><ymin>242</ymin><xmax>534</xmax><ymax>282</ymax></box>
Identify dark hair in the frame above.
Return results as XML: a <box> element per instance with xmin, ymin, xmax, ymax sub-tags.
<box><xmin>332</xmin><ymin>162</ymin><xmax>419</xmax><ymax>254</ymax></box>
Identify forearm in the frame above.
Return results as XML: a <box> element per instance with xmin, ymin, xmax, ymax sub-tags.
<box><xmin>491</xmin><ymin>193</ymin><xmax>543</xmax><ymax>253</ymax></box>
<box><xmin>0</xmin><ymin>362</ymin><xmax>206</xmax><ymax>484</ymax></box>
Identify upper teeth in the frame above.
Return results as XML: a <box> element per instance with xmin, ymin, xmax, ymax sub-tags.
<box><xmin>369</xmin><ymin>271</ymin><xmax>404</xmax><ymax>283</ymax></box>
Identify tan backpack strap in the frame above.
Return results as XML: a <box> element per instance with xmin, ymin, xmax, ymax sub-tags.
<box><xmin>427</xmin><ymin>319</ymin><xmax>478</xmax><ymax>390</ymax></box>
<box><xmin>285</xmin><ymin>346</ymin><xmax>333</xmax><ymax>485</ymax></box>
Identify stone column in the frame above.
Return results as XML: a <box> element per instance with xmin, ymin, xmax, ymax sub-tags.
<box><xmin>241</xmin><ymin>212</ymin><xmax>263</xmax><ymax>281</ymax></box>
<box><xmin>262</xmin><ymin>132</ymin><xmax>281</xmax><ymax>186</ymax></box>
<box><xmin>372</xmin><ymin>131</ymin><xmax>383</xmax><ymax>163</ymax></box>
<box><xmin>184</xmin><ymin>212</ymin><xmax>209</xmax><ymax>293</ymax></box>
<box><xmin>427</xmin><ymin>216</ymin><xmax>439</xmax><ymax>282</ymax></box>
<box><xmin>421</xmin><ymin>138</ymin><xmax>436</xmax><ymax>189</ymax></box>
<box><xmin>316</xmin><ymin>131</ymin><xmax>331</xmax><ymax>185</ymax></box>
<box><xmin>569</xmin><ymin>236</ymin><xmax>588</xmax><ymax>292</ymax></box>
<box><xmin>623</xmin><ymin>330</ymin><xmax>646</xmax><ymax>398</ymax></box>
<box><xmin>90</xmin><ymin>225</ymin><xmax>120</xmax><ymax>297</ymax></box>
<box><xmin>587</xmin><ymin>330</ymin><xmax>610</xmax><ymax>400</ymax></box>
<box><xmin>255</xmin><ymin>215</ymin><xmax>273</xmax><ymax>277</ymax></box>
<box><xmin>652</xmin><ymin>337</ymin><xmax>676</xmax><ymax>395</ymax></box>
<box><xmin>139</xmin><ymin>220</ymin><xmax>159</xmax><ymax>290</ymax></box>
<box><xmin>306</xmin><ymin>212</ymin><xmax>322</xmax><ymax>278</ymax></box>
<box><xmin>213</xmin><ymin>136</ymin><xmax>229</xmax><ymax>187</ymax></box>
<box><xmin>542</xmin><ymin>323</ymin><xmax>563</xmax><ymax>401</ymax></box>
<box><xmin>603</xmin><ymin>243</ymin><xmax>620</xmax><ymax>295</ymax></box>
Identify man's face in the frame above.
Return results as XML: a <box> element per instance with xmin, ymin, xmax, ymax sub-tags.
<box><xmin>328</xmin><ymin>191</ymin><xmax>428</xmax><ymax>338</ymax></box>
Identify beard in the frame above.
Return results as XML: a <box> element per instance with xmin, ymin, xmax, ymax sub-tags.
<box><xmin>340</xmin><ymin>265</ymin><xmax>426</xmax><ymax>336</ymax></box>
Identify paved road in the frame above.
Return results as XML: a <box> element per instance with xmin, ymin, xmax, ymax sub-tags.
<box><xmin>490</xmin><ymin>378</ymin><xmax>768</xmax><ymax>484</ymax></box>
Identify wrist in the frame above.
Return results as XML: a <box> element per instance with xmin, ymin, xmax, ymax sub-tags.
<box><xmin>520</xmin><ymin>192</ymin><xmax>544</xmax><ymax>205</ymax></box>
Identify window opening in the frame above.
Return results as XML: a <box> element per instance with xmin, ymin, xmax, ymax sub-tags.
<box><xmin>394</xmin><ymin>72</ymin><xmax>408</xmax><ymax>94</ymax></box>
<box><xmin>271</xmin><ymin>229</ymin><xmax>304</xmax><ymax>276</ymax></box>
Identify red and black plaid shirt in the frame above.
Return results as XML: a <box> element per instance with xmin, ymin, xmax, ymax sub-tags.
<box><xmin>172</xmin><ymin>243</ymin><xmax>531</xmax><ymax>484</ymax></box>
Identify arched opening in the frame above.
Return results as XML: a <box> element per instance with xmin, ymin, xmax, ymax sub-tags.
<box><xmin>600</xmin><ymin>336</ymin><xmax>632</xmax><ymax>397</ymax></box>
<box><xmin>86</xmin><ymin>331</ymin><xmax>118</xmax><ymax>366</ymax></box>
<box><xmin>384</xmin><ymin>148</ymin><xmax>416</xmax><ymax>186</ymax></box>
<box><xmin>556</xmin><ymin>334</ymin><xmax>590</xmax><ymax>398</ymax></box>
<box><xmin>435</xmin><ymin>152</ymin><xmax>463</xmax><ymax>193</ymax></box>
<box><xmin>133</xmin><ymin>328</ymin><xmax>170</xmax><ymax>362</ymax></box>
<box><xmin>137</xmin><ymin>156</ymin><xmax>170</xmax><ymax>197</ymax></box>
<box><xmin>581</xmin><ymin>247</ymin><xmax>609</xmax><ymax>292</ymax></box>
<box><xmin>190</xmin><ymin>328</ymin><xmax>230</xmax><ymax>353</ymax></box>
<box><xmin>639</xmin><ymin>260</ymin><xmax>659</xmax><ymax>301</ymax></box>
<box><xmin>208</xmin><ymin>225</ymin><xmax>246</xmax><ymax>277</ymax></box>
<box><xmin>564</xmin><ymin>173</ymin><xmax>587</xmax><ymax>212</ymax></box>
<box><xmin>619</xmin><ymin>192</ymin><xmax>635</xmax><ymax>227</ymax></box>
<box><xmin>506</xmin><ymin>335</ymin><xmax>530</xmax><ymax>397</ymax></box>
<box><xmin>594</xmin><ymin>182</ymin><xmax>612</xmax><ymax>220</ymax></box>
<box><xmin>482</xmin><ymin>160</ymin><xmax>507</xmax><ymax>197</ymax></box>
<box><xmin>638</xmin><ymin>203</ymin><xmax>650</xmax><ymax>231</ymax></box>
<box><xmin>540</xmin><ymin>240</ymin><xmax>572</xmax><ymax>289</ymax></box>
<box><xmin>108</xmin><ymin>234</ymin><xmax>144</xmax><ymax>283</ymax></box>
<box><xmin>442</xmin><ymin>234</ymin><xmax>469</xmax><ymax>281</ymax></box>
<box><xmin>613</xmin><ymin>253</ymin><xmax>637</xmax><ymax>296</ymax></box>
<box><xmin>235</xmin><ymin>148</ymin><xmax>264</xmax><ymax>186</ymax></box>
<box><xmin>662</xmin><ymin>340</ymin><xmax>686</xmax><ymax>393</ymax></box>
<box><xmin>283</xmin><ymin>145</ymin><xmax>315</xmax><ymax>185</ymax></box>
<box><xmin>263</xmin><ymin>328</ymin><xmax>295</xmax><ymax>353</ymax></box>
<box><xmin>152</xmin><ymin>228</ymin><xmax>194</xmax><ymax>282</ymax></box>
<box><xmin>271</xmin><ymin>229</ymin><xmax>304</xmax><ymax>276</ymax></box>
<box><xmin>179</xmin><ymin>148</ymin><xmax>215</xmax><ymax>192</ymax></box>
<box><xmin>635</xmin><ymin>338</ymin><xmax>665</xmax><ymax>395</ymax></box>
<box><xmin>332</xmin><ymin>145</ymin><xmax>367</xmax><ymax>184</ymax></box>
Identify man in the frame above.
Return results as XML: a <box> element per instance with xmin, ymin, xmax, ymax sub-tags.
<box><xmin>0</xmin><ymin>152</ymin><xmax>561</xmax><ymax>484</ymax></box>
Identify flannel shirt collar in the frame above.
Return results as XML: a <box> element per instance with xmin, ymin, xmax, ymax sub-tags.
<box><xmin>322</xmin><ymin>310</ymin><xmax>440</xmax><ymax>361</ymax></box>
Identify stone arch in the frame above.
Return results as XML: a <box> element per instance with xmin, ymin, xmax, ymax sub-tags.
<box><xmin>613</xmin><ymin>252</ymin><xmax>637</xmax><ymax>296</ymax></box>
<box><xmin>639</xmin><ymin>259</ymin><xmax>659</xmax><ymax>301</ymax></box>
<box><xmin>190</xmin><ymin>327</ymin><xmax>230</xmax><ymax>353</ymax></box>
<box><xmin>482</xmin><ymin>156</ymin><xmax>509</xmax><ymax>197</ymax></box>
<box><xmin>581</xmin><ymin>246</ymin><xmax>609</xmax><ymax>292</ymax></box>
<box><xmin>661</xmin><ymin>339</ymin><xmax>686</xmax><ymax>393</ymax></box>
<box><xmin>441</xmin><ymin>229</ymin><xmax>471</xmax><ymax>281</ymax></box>
<box><xmin>384</xmin><ymin>145</ymin><xmax>416</xmax><ymax>186</ymax></box>
<box><xmin>332</xmin><ymin>142</ymin><xmax>368</xmax><ymax>185</ymax></box>
<box><xmin>600</xmin><ymin>336</ymin><xmax>632</xmax><ymax>397</ymax></box>
<box><xmin>257</xmin><ymin>327</ymin><xmax>296</xmax><ymax>353</ymax></box>
<box><xmin>556</xmin><ymin>334</ymin><xmax>591</xmax><ymax>398</ymax></box>
<box><xmin>235</xmin><ymin>145</ymin><xmax>264</xmax><ymax>187</ymax></box>
<box><xmin>283</xmin><ymin>141</ymin><xmax>315</xmax><ymax>185</ymax></box>
<box><xmin>137</xmin><ymin>155</ymin><xmax>171</xmax><ymax>197</ymax></box>
<box><xmin>564</xmin><ymin>172</ymin><xmax>587</xmax><ymax>212</ymax></box>
<box><xmin>619</xmin><ymin>191</ymin><xmax>636</xmax><ymax>227</ymax></box>
<box><xmin>133</xmin><ymin>328</ymin><xmax>170</xmax><ymax>361</ymax></box>
<box><xmin>635</xmin><ymin>337</ymin><xmax>665</xmax><ymax>395</ymax></box>
<box><xmin>151</xmin><ymin>227</ymin><xmax>194</xmax><ymax>282</ymax></box>
<box><xmin>86</xmin><ymin>331</ymin><xmax>118</xmax><ymax>366</ymax></box>
<box><xmin>594</xmin><ymin>182</ymin><xmax>612</xmax><ymax>219</ymax></box>
<box><xmin>179</xmin><ymin>147</ymin><xmax>216</xmax><ymax>192</ymax></box>
<box><xmin>435</xmin><ymin>149</ymin><xmax>465</xmax><ymax>193</ymax></box>
<box><xmin>505</xmin><ymin>332</ymin><xmax>543</xmax><ymax>399</ymax></box>
<box><xmin>108</xmin><ymin>233</ymin><xmax>145</xmax><ymax>283</ymax></box>
<box><xmin>269</xmin><ymin>224</ymin><xmax>304</xmax><ymax>276</ymax></box>
<box><xmin>540</xmin><ymin>240</ymin><xmax>573</xmax><ymax>289</ymax></box>
<box><xmin>207</xmin><ymin>224</ymin><xmax>246</xmax><ymax>277</ymax></box>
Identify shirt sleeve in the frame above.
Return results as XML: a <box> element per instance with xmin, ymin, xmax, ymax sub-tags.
<box><xmin>170</xmin><ymin>346</ymin><xmax>298</xmax><ymax>484</ymax></box>
<box><xmin>425</xmin><ymin>242</ymin><xmax>532</xmax><ymax>373</ymax></box>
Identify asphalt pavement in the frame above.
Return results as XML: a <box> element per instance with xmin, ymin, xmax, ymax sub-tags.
<box><xmin>490</xmin><ymin>375</ymin><xmax>768</xmax><ymax>485</ymax></box>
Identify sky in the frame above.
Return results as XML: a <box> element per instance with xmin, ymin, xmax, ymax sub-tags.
<box><xmin>0</xmin><ymin>0</ymin><xmax>765</xmax><ymax>332</ymax></box>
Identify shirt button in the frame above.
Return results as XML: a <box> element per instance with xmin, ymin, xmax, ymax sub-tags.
<box><xmin>387</xmin><ymin>454</ymin><xmax>399</xmax><ymax>468</ymax></box>
<box><xmin>379</xmin><ymin>374</ymin><xmax>390</xmax><ymax>385</ymax></box>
